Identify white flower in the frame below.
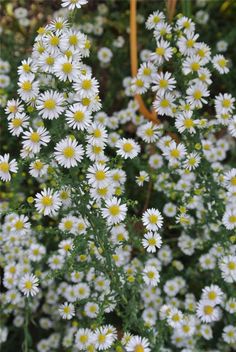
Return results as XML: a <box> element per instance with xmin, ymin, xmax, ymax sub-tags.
<box><xmin>142</xmin><ymin>208</ymin><xmax>163</xmax><ymax>231</ymax></box>
<box><xmin>0</xmin><ymin>154</ymin><xmax>18</xmax><ymax>182</ymax></box>
<box><xmin>152</xmin><ymin>71</ymin><xmax>176</xmax><ymax>96</ymax></box>
<box><xmin>61</xmin><ymin>0</ymin><xmax>88</xmax><ymax>10</ymax></box>
<box><xmin>98</xmin><ymin>47</ymin><xmax>113</xmax><ymax>63</ymax></box>
<box><xmin>17</xmin><ymin>73</ymin><xmax>39</xmax><ymax>101</ymax></box>
<box><xmin>196</xmin><ymin>300</ymin><xmax>221</xmax><ymax>323</ymax></box>
<box><xmin>29</xmin><ymin>159</ymin><xmax>48</xmax><ymax>178</ymax></box>
<box><xmin>177</xmin><ymin>33</ymin><xmax>199</xmax><ymax>56</ymax></box>
<box><xmin>212</xmin><ymin>54</ymin><xmax>229</xmax><ymax>74</ymax></box>
<box><xmin>142</xmin><ymin>232</ymin><xmax>162</xmax><ymax>252</ymax></box>
<box><xmin>201</xmin><ymin>285</ymin><xmax>223</xmax><ymax>305</ymax></box>
<box><xmin>102</xmin><ymin>197</ymin><xmax>127</xmax><ymax>225</ymax></box>
<box><xmin>183</xmin><ymin>152</ymin><xmax>201</xmax><ymax>170</ymax></box>
<box><xmin>73</xmin><ymin>74</ymin><xmax>99</xmax><ymax>98</ymax></box>
<box><xmin>87</xmin><ymin>163</ymin><xmax>110</xmax><ymax>188</ymax></box>
<box><xmin>35</xmin><ymin>188</ymin><xmax>62</xmax><ymax>216</ymax></box>
<box><xmin>116</xmin><ymin>138</ymin><xmax>140</xmax><ymax>159</ymax></box>
<box><xmin>65</xmin><ymin>103</ymin><xmax>92</xmax><ymax>130</ymax></box>
<box><xmin>58</xmin><ymin>302</ymin><xmax>75</xmax><ymax>320</ymax></box>
<box><xmin>219</xmin><ymin>255</ymin><xmax>236</xmax><ymax>283</ymax></box>
<box><xmin>215</xmin><ymin>93</ymin><xmax>235</xmax><ymax>115</ymax></box>
<box><xmin>150</xmin><ymin>39</ymin><xmax>173</xmax><ymax>65</ymax></box>
<box><xmin>175</xmin><ymin>111</ymin><xmax>196</xmax><ymax>134</ymax></box>
<box><xmin>137</xmin><ymin>122</ymin><xmax>160</xmax><ymax>143</ymax></box>
<box><xmin>54</xmin><ymin>137</ymin><xmax>84</xmax><ymax>168</ymax></box>
<box><xmin>36</xmin><ymin>90</ymin><xmax>65</xmax><ymax>119</ymax></box>
<box><xmin>163</xmin><ymin>140</ymin><xmax>186</xmax><ymax>163</ymax></box>
<box><xmin>222</xmin><ymin>208</ymin><xmax>236</xmax><ymax>230</ymax></box>
<box><xmin>75</xmin><ymin>328</ymin><xmax>95</xmax><ymax>350</ymax></box>
<box><xmin>222</xmin><ymin>325</ymin><xmax>236</xmax><ymax>344</ymax></box>
<box><xmin>186</xmin><ymin>82</ymin><xmax>210</xmax><ymax>108</ymax></box>
<box><xmin>143</xmin><ymin>265</ymin><xmax>160</xmax><ymax>286</ymax></box>
<box><xmin>153</xmin><ymin>92</ymin><xmax>176</xmax><ymax>116</ymax></box>
<box><xmin>22</xmin><ymin>127</ymin><xmax>51</xmax><ymax>154</ymax></box>
<box><xmin>146</xmin><ymin>11</ymin><xmax>165</xmax><ymax>30</ymax></box>
<box><xmin>126</xmin><ymin>336</ymin><xmax>151</xmax><ymax>352</ymax></box>
<box><xmin>8</xmin><ymin>112</ymin><xmax>29</xmax><ymax>136</ymax></box>
<box><xmin>19</xmin><ymin>273</ymin><xmax>39</xmax><ymax>297</ymax></box>
<box><xmin>136</xmin><ymin>171</ymin><xmax>149</xmax><ymax>186</ymax></box>
<box><xmin>224</xmin><ymin>169</ymin><xmax>236</xmax><ymax>192</ymax></box>
<box><xmin>54</xmin><ymin>56</ymin><xmax>79</xmax><ymax>82</ymax></box>
<box><xmin>94</xmin><ymin>326</ymin><xmax>116</xmax><ymax>350</ymax></box>
<box><xmin>167</xmin><ymin>308</ymin><xmax>183</xmax><ymax>328</ymax></box>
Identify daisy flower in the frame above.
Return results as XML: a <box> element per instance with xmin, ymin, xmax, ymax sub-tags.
<box><xmin>75</xmin><ymin>328</ymin><xmax>94</xmax><ymax>350</ymax></box>
<box><xmin>19</xmin><ymin>273</ymin><xmax>39</xmax><ymax>297</ymax></box>
<box><xmin>87</xmin><ymin>163</ymin><xmax>110</xmax><ymax>188</ymax></box>
<box><xmin>137</xmin><ymin>122</ymin><xmax>160</xmax><ymax>143</ymax></box>
<box><xmin>47</xmin><ymin>17</ymin><xmax>69</xmax><ymax>34</ymax></box>
<box><xmin>29</xmin><ymin>159</ymin><xmax>48</xmax><ymax>178</ymax></box>
<box><xmin>61</xmin><ymin>0</ymin><xmax>88</xmax><ymax>10</ymax></box>
<box><xmin>94</xmin><ymin>326</ymin><xmax>116</xmax><ymax>351</ymax></box>
<box><xmin>212</xmin><ymin>54</ymin><xmax>229</xmax><ymax>74</ymax></box>
<box><xmin>54</xmin><ymin>137</ymin><xmax>84</xmax><ymax>168</ymax></box>
<box><xmin>183</xmin><ymin>152</ymin><xmax>201</xmax><ymax>170</ymax></box>
<box><xmin>196</xmin><ymin>300</ymin><xmax>220</xmax><ymax>323</ymax></box>
<box><xmin>136</xmin><ymin>171</ymin><xmax>149</xmax><ymax>186</ymax></box>
<box><xmin>126</xmin><ymin>336</ymin><xmax>151</xmax><ymax>352</ymax></box>
<box><xmin>222</xmin><ymin>208</ymin><xmax>236</xmax><ymax>230</ymax></box>
<box><xmin>17</xmin><ymin>73</ymin><xmax>39</xmax><ymax>101</ymax></box>
<box><xmin>175</xmin><ymin>111</ymin><xmax>196</xmax><ymax>134</ymax></box>
<box><xmin>142</xmin><ymin>208</ymin><xmax>163</xmax><ymax>231</ymax></box>
<box><xmin>219</xmin><ymin>255</ymin><xmax>236</xmax><ymax>283</ymax></box>
<box><xmin>34</xmin><ymin>188</ymin><xmax>62</xmax><ymax>216</ymax></box>
<box><xmin>146</xmin><ymin>11</ymin><xmax>165</xmax><ymax>30</ymax></box>
<box><xmin>11</xmin><ymin>214</ymin><xmax>30</xmax><ymax>235</ymax></box>
<box><xmin>102</xmin><ymin>197</ymin><xmax>127</xmax><ymax>225</ymax></box>
<box><xmin>65</xmin><ymin>103</ymin><xmax>92</xmax><ymax>130</ymax></box>
<box><xmin>37</xmin><ymin>51</ymin><xmax>57</xmax><ymax>73</ymax></box>
<box><xmin>131</xmin><ymin>75</ymin><xmax>149</xmax><ymax>94</ymax></box>
<box><xmin>58</xmin><ymin>302</ymin><xmax>75</xmax><ymax>320</ymax></box>
<box><xmin>182</xmin><ymin>55</ymin><xmax>204</xmax><ymax>75</ymax></box>
<box><xmin>116</xmin><ymin>138</ymin><xmax>140</xmax><ymax>159</ymax></box>
<box><xmin>150</xmin><ymin>39</ymin><xmax>173</xmax><ymax>65</ymax></box>
<box><xmin>224</xmin><ymin>169</ymin><xmax>236</xmax><ymax>192</ymax></box>
<box><xmin>167</xmin><ymin>308</ymin><xmax>183</xmax><ymax>328</ymax></box>
<box><xmin>215</xmin><ymin>93</ymin><xmax>235</xmax><ymax>115</ymax></box>
<box><xmin>138</xmin><ymin>62</ymin><xmax>156</xmax><ymax>83</ymax></box>
<box><xmin>0</xmin><ymin>154</ymin><xmax>18</xmax><ymax>182</ymax></box>
<box><xmin>73</xmin><ymin>74</ymin><xmax>99</xmax><ymax>99</ymax></box>
<box><xmin>8</xmin><ymin>112</ymin><xmax>29</xmax><ymax>136</ymax></box>
<box><xmin>152</xmin><ymin>71</ymin><xmax>176</xmax><ymax>96</ymax></box>
<box><xmin>86</xmin><ymin>123</ymin><xmax>108</xmax><ymax>146</ymax></box>
<box><xmin>5</xmin><ymin>98</ymin><xmax>24</xmax><ymax>117</ymax></box>
<box><xmin>153</xmin><ymin>92</ymin><xmax>176</xmax><ymax>116</ymax></box>
<box><xmin>143</xmin><ymin>265</ymin><xmax>160</xmax><ymax>286</ymax></box>
<box><xmin>201</xmin><ymin>285</ymin><xmax>223</xmax><ymax>305</ymax></box>
<box><xmin>36</xmin><ymin>90</ymin><xmax>65</xmax><ymax>119</ymax></box>
<box><xmin>60</xmin><ymin>28</ymin><xmax>86</xmax><ymax>52</ymax></box>
<box><xmin>163</xmin><ymin>140</ymin><xmax>186</xmax><ymax>163</ymax></box>
<box><xmin>22</xmin><ymin>127</ymin><xmax>51</xmax><ymax>154</ymax></box>
<box><xmin>142</xmin><ymin>232</ymin><xmax>162</xmax><ymax>253</ymax></box>
<box><xmin>186</xmin><ymin>82</ymin><xmax>210</xmax><ymax>108</ymax></box>
<box><xmin>98</xmin><ymin>47</ymin><xmax>113</xmax><ymax>64</ymax></box>
<box><xmin>222</xmin><ymin>325</ymin><xmax>236</xmax><ymax>344</ymax></box>
<box><xmin>53</xmin><ymin>56</ymin><xmax>79</xmax><ymax>82</ymax></box>
<box><xmin>177</xmin><ymin>33</ymin><xmax>199</xmax><ymax>56</ymax></box>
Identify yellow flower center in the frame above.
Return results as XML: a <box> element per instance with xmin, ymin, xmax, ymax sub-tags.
<box><xmin>80</xmin><ymin>335</ymin><xmax>88</xmax><ymax>343</ymax></box>
<box><xmin>21</xmin><ymin>81</ymin><xmax>32</xmax><ymax>91</ymax></box>
<box><xmin>156</xmin><ymin>47</ymin><xmax>165</xmax><ymax>56</ymax></box>
<box><xmin>41</xmin><ymin>196</ymin><xmax>53</xmax><ymax>207</ymax></box>
<box><xmin>22</xmin><ymin>63</ymin><xmax>31</xmax><ymax>72</ymax></box>
<box><xmin>98</xmin><ymin>335</ymin><xmax>106</xmax><ymax>344</ymax></box>
<box><xmin>69</xmin><ymin>35</ymin><xmax>78</xmax><ymax>45</ymax></box>
<box><xmin>149</xmin><ymin>214</ymin><xmax>158</xmax><ymax>224</ymax></box>
<box><xmin>191</xmin><ymin>62</ymin><xmax>200</xmax><ymax>71</ymax></box>
<box><xmin>34</xmin><ymin>161</ymin><xmax>43</xmax><ymax>170</ymax></box>
<box><xmin>147</xmin><ymin>271</ymin><xmax>155</xmax><ymax>279</ymax></box>
<box><xmin>172</xmin><ymin>314</ymin><xmax>180</xmax><ymax>322</ymax></box>
<box><xmin>82</xmin><ymin>80</ymin><xmax>92</xmax><ymax>90</ymax></box>
<box><xmin>229</xmin><ymin>216</ymin><xmax>236</xmax><ymax>224</ymax></box>
<box><xmin>218</xmin><ymin>58</ymin><xmax>227</xmax><ymax>67</ymax></box>
<box><xmin>12</xmin><ymin>118</ymin><xmax>23</xmax><ymax>127</ymax></box>
<box><xmin>204</xmin><ymin>305</ymin><xmax>214</xmax><ymax>315</ymax></box>
<box><xmin>25</xmin><ymin>281</ymin><xmax>33</xmax><ymax>290</ymax></box>
<box><xmin>109</xmin><ymin>205</ymin><xmax>120</xmax><ymax>216</ymax></box>
<box><xmin>64</xmin><ymin>220</ymin><xmax>73</xmax><ymax>230</ymax></box>
<box><xmin>170</xmin><ymin>149</ymin><xmax>180</xmax><ymax>158</ymax></box>
<box><xmin>123</xmin><ymin>143</ymin><xmax>133</xmax><ymax>153</ymax></box>
<box><xmin>159</xmin><ymin>79</ymin><xmax>168</xmax><ymax>88</ymax></box>
<box><xmin>143</xmin><ymin>67</ymin><xmax>151</xmax><ymax>75</ymax></box>
<box><xmin>14</xmin><ymin>220</ymin><xmax>24</xmax><ymax>230</ymax></box>
<box><xmin>30</xmin><ymin>132</ymin><xmax>40</xmax><ymax>143</ymax></box>
<box><xmin>208</xmin><ymin>291</ymin><xmax>217</xmax><ymax>300</ymax></box>
<box><xmin>67</xmin><ymin>108</ymin><xmax>81</xmax><ymax>122</ymax></box>
<box><xmin>136</xmin><ymin>79</ymin><xmax>144</xmax><ymax>87</ymax></box>
<box><xmin>0</xmin><ymin>162</ymin><xmax>10</xmax><ymax>173</ymax></box>
<box><xmin>186</xmin><ymin>39</ymin><xmax>195</xmax><ymax>48</ymax></box>
<box><xmin>193</xmin><ymin>90</ymin><xmax>202</xmax><ymax>100</ymax></box>
<box><xmin>160</xmin><ymin>99</ymin><xmax>170</xmax><ymax>108</ymax></box>
<box><xmin>184</xmin><ymin>118</ymin><xmax>194</xmax><ymax>128</ymax></box>
<box><xmin>44</xmin><ymin>99</ymin><xmax>56</xmax><ymax>110</ymax></box>
<box><xmin>134</xmin><ymin>345</ymin><xmax>145</xmax><ymax>352</ymax></box>
<box><xmin>148</xmin><ymin>238</ymin><xmax>156</xmax><ymax>246</ymax></box>
<box><xmin>230</xmin><ymin>177</ymin><xmax>236</xmax><ymax>186</ymax></box>
<box><xmin>95</xmin><ymin>170</ymin><xmax>106</xmax><ymax>181</ymax></box>
<box><xmin>50</xmin><ymin>35</ymin><xmax>59</xmax><ymax>46</ymax></box>
<box><xmin>63</xmin><ymin>147</ymin><xmax>75</xmax><ymax>158</ymax></box>
<box><xmin>62</xmin><ymin>62</ymin><xmax>73</xmax><ymax>73</ymax></box>
<box><xmin>222</xmin><ymin>99</ymin><xmax>231</xmax><ymax>108</ymax></box>
<box><xmin>228</xmin><ymin>261</ymin><xmax>236</xmax><ymax>270</ymax></box>
<box><xmin>46</xmin><ymin>56</ymin><xmax>54</xmax><ymax>65</ymax></box>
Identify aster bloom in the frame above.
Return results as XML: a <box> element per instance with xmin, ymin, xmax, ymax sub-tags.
<box><xmin>34</xmin><ymin>188</ymin><xmax>62</xmax><ymax>216</ymax></box>
<box><xmin>142</xmin><ymin>232</ymin><xmax>162</xmax><ymax>253</ymax></box>
<box><xmin>150</xmin><ymin>39</ymin><xmax>173</xmax><ymax>65</ymax></box>
<box><xmin>22</xmin><ymin>127</ymin><xmax>51</xmax><ymax>154</ymax></box>
<box><xmin>17</xmin><ymin>73</ymin><xmax>39</xmax><ymax>101</ymax></box>
<box><xmin>136</xmin><ymin>171</ymin><xmax>149</xmax><ymax>186</ymax></box>
<box><xmin>196</xmin><ymin>300</ymin><xmax>220</xmax><ymax>323</ymax></box>
<box><xmin>175</xmin><ymin>111</ymin><xmax>196</xmax><ymax>134</ymax></box>
<box><xmin>73</xmin><ymin>73</ymin><xmax>99</xmax><ymax>98</ymax></box>
<box><xmin>224</xmin><ymin>169</ymin><xmax>236</xmax><ymax>192</ymax></box>
<box><xmin>61</xmin><ymin>0</ymin><xmax>88</xmax><ymax>10</ymax></box>
<box><xmin>102</xmin><ymin>197</ymin><xmax>127</xmax><ymax>225</ymax></box>
<box><xmin>152</xmin><ymin>71</ymin><xmax>176</xmax><ymax>96</ymax></box>
<box><xmin>116</xmin><ymin>138</ymin><xmax>140</xmax><ymax>159</ymax></box>
<box><xmin>65</xmin><ymin>103</ymin><xmax>92</xmax><ymax>130</ymax></box>
<box><xmin>212</xmin><ymin>54</ymin><xmax>229</xmax><ymax>74</ymax></box>
<box><xmin>143</xmin><ymin>265</ymin><xmax>160</xmax><ymax>286</ymax></box>
<box><xmin>183</xmin><ymin>152</ymin><xmax>201</xmax><ymax>170</ymax></box>
<box><xmin>222</xmin><ymin>208</ymin><xmax>236</xmax><ymax>230</ymax></box>
<box><xmin>142</xmin><ymin>208</ymin><xmax>163</xmax><ymax>231</ymax></box>
<box><xmin>36</xmin><ymin>90</ymin><xmax>65</xmax><ymax>119</ymax></box>
<box><xmin>87</xmin><ymin>163</ymin><xmax>110</xmax><ymax>188</ymax></box>
<box><xmin>0</xmin><ymin>154</ymin><xmax>18</xmax><ymax>182</ymax></box>
<box><xmin>153</xmin><ymin>92</ymin><xmax>176</xmax><ymax>116</ymax></box>
<box><xmin>19</xmin><ymin>273</ymin><xmax>39</xmax><ymax>297</ymax></box>
<box><xmin>75</xmin><ymin>328</ymin><xmax>95</xmax><ymax>350</ymax></box>
<box><xmin>53</xmin><ymin>56</ymin><xmax>79</xmax><ymax>81</ymax></box>
<box><xmin>58</xmin><ymin>302</ymin><xmax>75</xmax><ymax>319</ymax></box>
<box><xmin>201</xmin><ymin>285</ymin><xmax>223</xmax><ymax>305</ymax></box>
<box><xmin>8</xmin><ymin>112</ymin><xmax>29</xmax><ymax>136</ymax></box>
<box><xmin>54</xmin><ymin>137</ymin><xmax>84</xmax><ymax>168</ymax></box>
<box><xmin>126</xmin><ymin>336</ymin><xmax>151</xmax><ymax>352</ymax></box>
